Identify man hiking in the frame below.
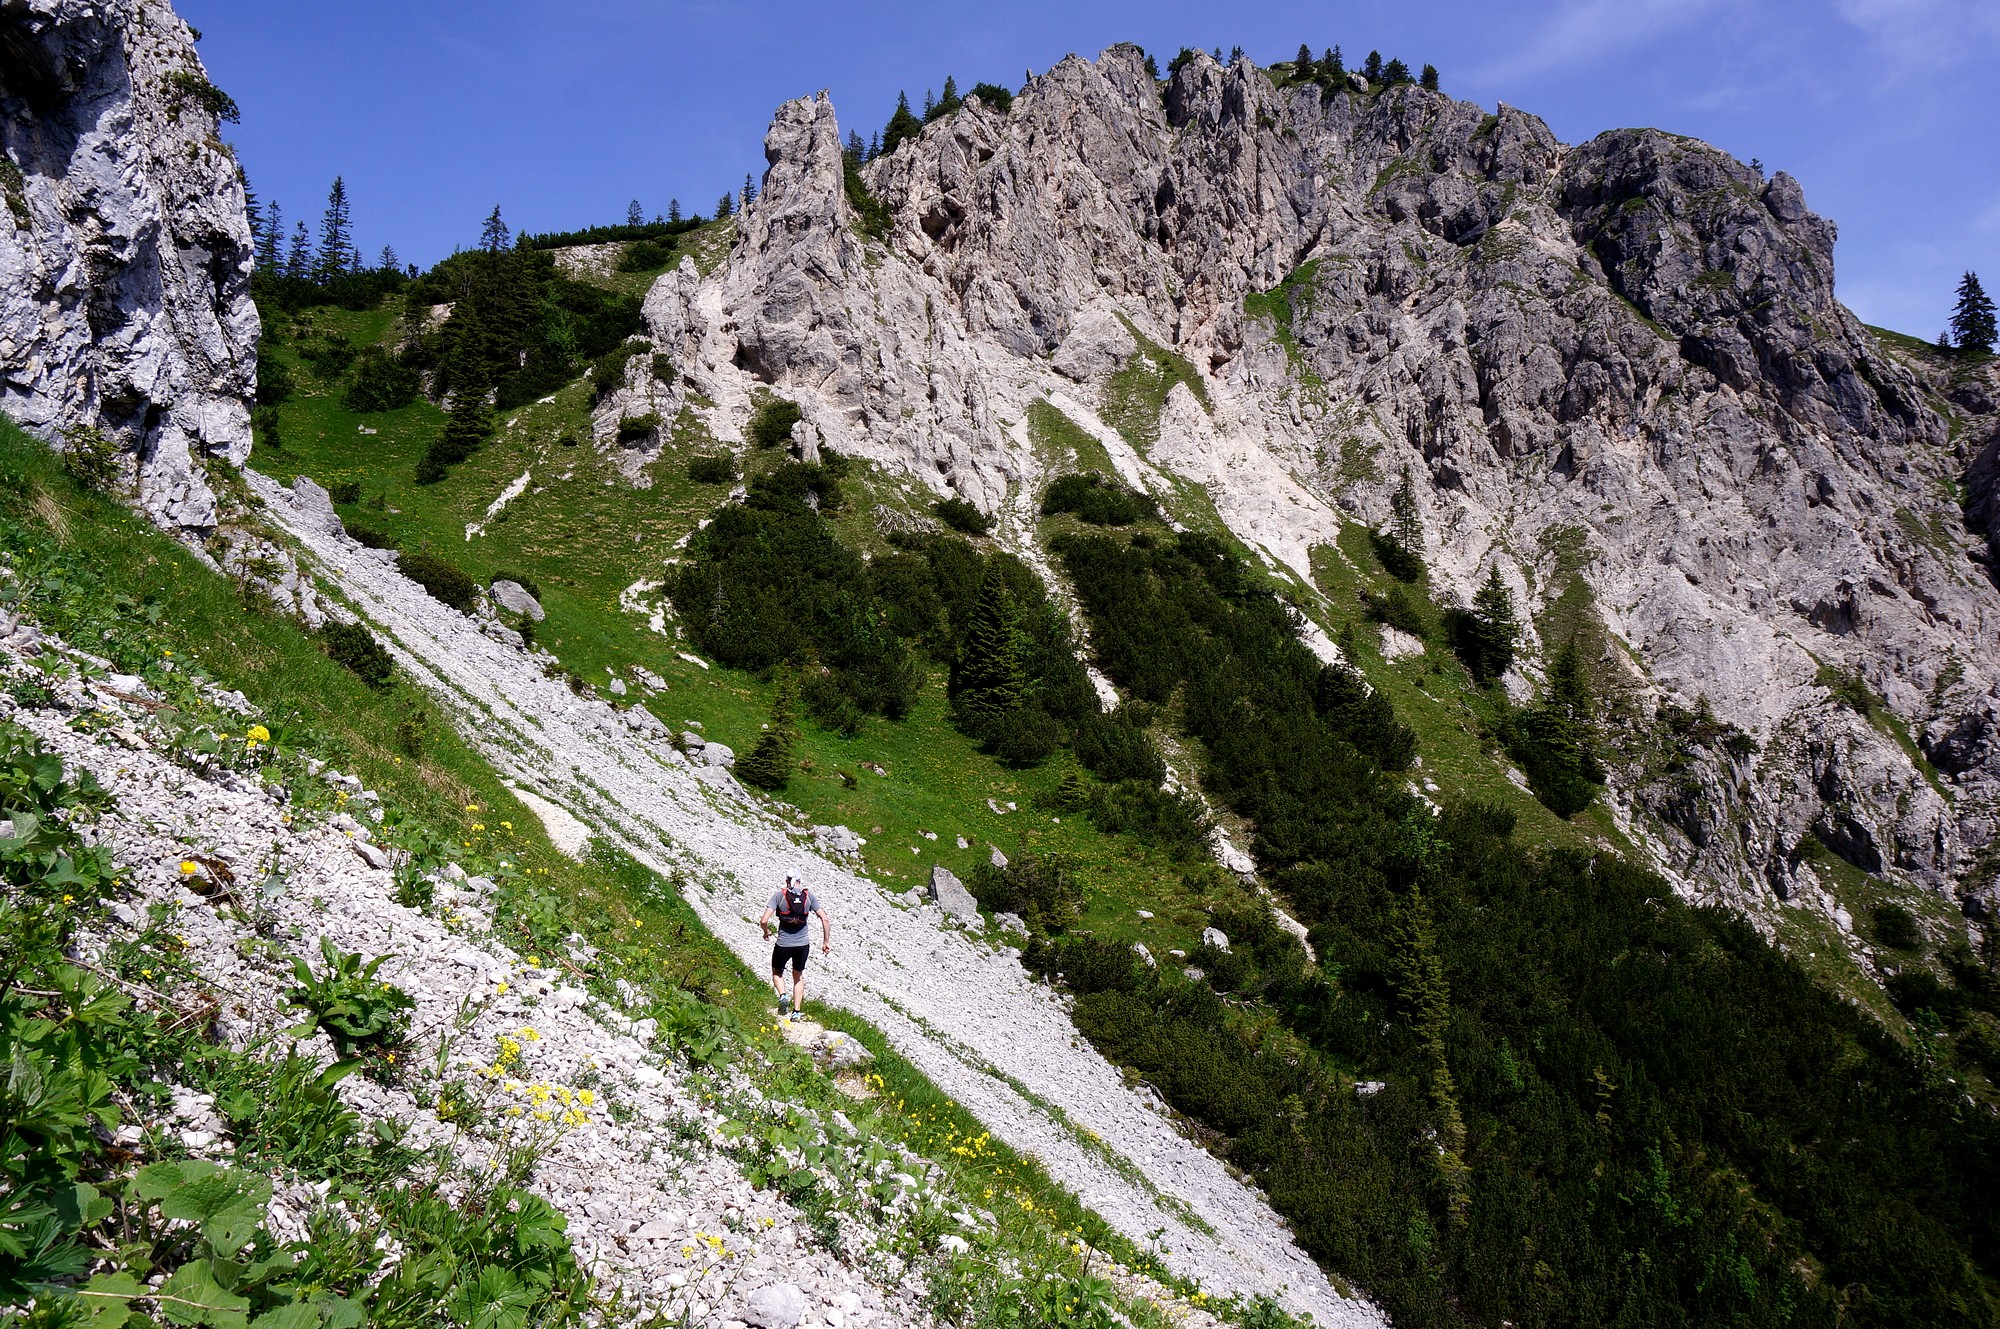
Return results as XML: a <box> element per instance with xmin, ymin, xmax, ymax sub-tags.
<box><xmin>760</xmin><ymin>870</ymin><xmax>830</xmax><ymax>1021</ymax></box>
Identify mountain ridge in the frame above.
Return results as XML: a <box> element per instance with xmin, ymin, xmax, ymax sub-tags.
<box><xmin>645</xmin><ymin>43</ymin><xmax>1999</xmax><ymax>940</ymax></box>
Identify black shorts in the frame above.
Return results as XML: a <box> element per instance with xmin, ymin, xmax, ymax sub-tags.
<box><xmin>772</xmin><ymin>942</ymin><xmax>810</xmax><ymax>976</ymax></box>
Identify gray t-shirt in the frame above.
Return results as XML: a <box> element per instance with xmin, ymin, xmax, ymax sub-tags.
<box><xmin>769</xmin><ymin>887</ymin><xmax>821</xmax><ymax>943</ymax></box>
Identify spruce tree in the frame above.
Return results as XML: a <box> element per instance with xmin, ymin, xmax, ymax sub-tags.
<box><xmin>1296</xmin><ymin>43</ymin><xmax>1314</xmax><ymax>71</ymax></box>
<box><xmin>1363</xmin><ymin>50</ymin><xmax>1384</xmax><ymax>83</ymax></box>
<box><xmin>953</xmin><ymin>563</ymin><xmax>1028</xmax><ymax>729</ymax></box>
<box><xmin>1325</xmin><ymin>46</ymin><xmax>1345</xmax><ymax>80</ymax></box>
<box><xmin>845</xmin><ymin>130</ymin><xmax>865</xmax><ymax>166</ymax></box>
<box><xmin>378</xmin><ymin>244</ymin><xmax>398</xmax><ymax>271</ymax></box>
<box><xmin>258</xmin><ymin>201</ymin><xmax>283</xmax><ymax>271</ymax></box>
<box><xmin>627</xmin><ymin>199</ymin><xmax>643</xmax><ymax>226</ymax></box>
<box><xmin>285</xmin><ymin>220</ymin><xmax>312</xmax><ymax>280</ymax></box>
<box><xmin>1950</xmin><ymin>271</ymin><xmax>1996</xmax><ymax>356</ymax></box>
<box><xmin>742</xmin><ymin>172</ymin><xmax>757</xmax><ymax>206</ymax></box>
<box><xmin>315</xmin><ymin>176</ymin><xmax>354</xmax><ymax>281</ymax></box>
<box><xmin>715</xmin><ymin>192</ymin><xmax>733</xmax><ymax>219</ymax></box>
<box><xmin>1383</xmin><ymin>57</ymin><xmax>1412</xmax><ymax>84</ymax></box>
<box><xmin>479</xmin><ymin>205</ymin><xmax>510</xmax><ymax>254</ymax></box>
<box><xmin>922</xmin><ymin>89</ymin><xmax>936</xmax><ymax>120</ymax></box>
<box><xmin>1391</xmin><ymin>466</ymin><xmax>1423</xmax><ymax>558</ymax></box>
<box><xmin>1420</xmin><ymin>63</ymin><xmax>1440</xmax><ymax>92</ymax></box>
<box><xmin>736</xmin><ymin>678</ymin><xmax>799</xmax><ymax>791</ymax></box>
<box><xmin>933</xmin><ymin>76</ymin><xmax>961</xmax><ymax>119</ymax></box>
<box><xmin>881</xmin><ymin>92</ymin><xmax>922</xmax><ymax>156</ymax></box>
<box><xmin>668</xmin><ymin>198</ymin><xmax>682</xmax><ymax>224</ymax></box>
<box><xmin>1464</xmin><ymin>564</ymin><xmax>1518</xmax><ymax>682</ymax></box>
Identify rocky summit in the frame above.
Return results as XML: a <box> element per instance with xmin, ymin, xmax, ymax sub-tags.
<box><xmin>652</xmin><ymin>46</ymin><xmax>2000</xmax><ymax>928</ymax></box>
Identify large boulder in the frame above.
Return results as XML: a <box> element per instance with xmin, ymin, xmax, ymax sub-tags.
<box><xmin>927</xmin><ymin>865</ymin><xmax>983</xmax><ymax>928</ymax></box>
<box><xmin>491</xmin><ymin>579</ymin><xmax>545</xmax><ymax>621</ymax></box>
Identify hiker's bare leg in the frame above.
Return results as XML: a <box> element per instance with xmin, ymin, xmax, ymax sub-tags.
<box><xmin>793</xmin><ymin>971</ymin><xmax>806</xmax><ymax>1015</ymax></box>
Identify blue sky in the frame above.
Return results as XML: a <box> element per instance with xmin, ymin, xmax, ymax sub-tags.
<box><xmin>182</xmin><ymin>0</ymin><xmax>1999</xmax><ymax>338</ymax></box>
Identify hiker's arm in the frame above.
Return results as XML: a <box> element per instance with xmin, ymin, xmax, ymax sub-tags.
<box><xmin>758</xmin><ymin>906</ymin><xmax>774</xmax><ymax>938</ymax></box>
<box><xmin>819</xmin><ymin>908</ymin><xmax>832</xmax><ymax>952</ymax></box>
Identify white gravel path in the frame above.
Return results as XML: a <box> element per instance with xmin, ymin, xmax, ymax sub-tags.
<box><xmin>254</xmin><ymin>471</ymin><xmax>1384</xmax><ymax>1326</ymax></box>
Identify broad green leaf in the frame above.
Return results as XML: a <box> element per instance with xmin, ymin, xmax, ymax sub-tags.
<box><xmin>158</xmin><ymin>1167</ymin><xmax>270</xmax><ymax>1258</ymax></box>
<box><xmin>156</xmin><ymin>1260</ymin><xmax>251</xmax><ymax>1328</ymax></box>
<box><xmin>78</xmin><ymin>1270</ymin><xmax>144</xmax><ymax>1329</ymax></box>
<box><xmin>247</xmin><ymin>1302</ymin><xmax>324</xmax><ymax>1329</ymax></box>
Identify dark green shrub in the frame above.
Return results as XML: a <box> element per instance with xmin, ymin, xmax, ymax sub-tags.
<box><xmin>255</xmin><ymin>355</ymin><xmax>295</xmax><ymax>407</ymax></box>
<box><xmin>590</xmin><ymin>343</ymin><xmax>640</xmax><ymax>400</ymax></box>
<box><xmin>970</xmin><ymin>852</ymin><xmax>1084</xmax><ymax>931</ymax></box>
<box><xmin>342</xmin><ymin>346</ymin><xmax>420</xmax><ymax>412</ymax></box>
<box><xmin>321</xmin><ymin>620</ymin><xmax>395</xmax><ymax>688</ymax></box>
<box><xmin>252</xmin><ymin>404</ymin><xmax>284</xmax><ymax>452</ymax></box>
<box><xmin>618</xmin><ymin>239</ymin><xmax>673</xmax><ymax>272</ymax></box>
<box><xmin>986</xmin><ymin>704</ymin><xmax>1063</xmax><ymax>768</ymax></box>
<box><xmin>1314</xmin><ymin>664</ymin><xmax>1416</xmax><ymax>771</ymax></box>
<box><xmin>1365</xmin><ymin>583</ymin><xmax>1431</xmax><ymax>640</ymax></box>
<box><xmin>687</xmin><ymin>454</ymin><xmax>736</xmax><ymax>484</ymax></box>
<box><xmin>1507</xmin><ymin>704</ymin><xmax>1603</xmax><ymax>817</ymax></box>
<box><xmin>617</xmin><ymin>413</ymin><xmax>661</xmax><ymax>442</ymax></box>
<box><xmin>933</xmin><ymin>495</ymin><xmax>992</xmax><ymax>535</ymax></box>
<box><xmin>327</xmin><ymin>480</ymin><xmax>362</xmax><ymax>505</ymax></box>
<box><xmin>164</xmin><ymin>70</ymin><xmax>240</xmax><ymax>123</ymax></box>
<box><xmin>345</xmin><ymin>523</ymin><xmax>396</xmax><ymax>551</ymax></box>
<box><xmin>1087</xmin><ymin>779</ymin><xmax>1209</xmax><ymax>856</ymax></box>
<box><xmin>801</xmin><ymin>668</ymin><xmax>864</xmax><ymax>737</ymax></box>
<box><xmin>968</xmin><ymin>82</ymin><xmax>1015</xmax><ymax>112</ymax></box>
<box><xmin>397</xmin><ymin>550</ymin><xmax>478</xmax><ymax>612</ymax></box>
<box><xmin>747</xmin><ymin>398</ymin><xmax>803</xmax><ymax>449</ymax></box>
<box><xmin>1073</xmin><ymin>711</ymin><xmax>1164</xmax><ymax>783</ymax></box>
<box><xmin>651</xmin><ymin>353</ymin><xmax>678</xmax><ymax>384</ymax></box>
<box><xmin>1872</xmin><ymin>902</ymin><xmax>1923</xmax><ymax>952</ymax></box>
<box><xmin>1040</xmin><ymin>472</ymin><xmax>1157</xmax><ymax>526</ymax></box>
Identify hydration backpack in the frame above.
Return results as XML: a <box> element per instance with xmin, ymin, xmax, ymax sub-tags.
<box><xmin>778</xmin><ymin>885</ymin><xmax>810</xmax><ymax>929</ymax></box>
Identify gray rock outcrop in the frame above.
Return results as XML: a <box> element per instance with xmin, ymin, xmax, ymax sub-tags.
<box><xmin>927</xmin><ymin>865</ymin><xmax>982</xmax><ymax>928</ymax></box>
<box><xmin>0</xmin><ymin>0</ymin><xmax>258</xmax><ymax>532</ymax></box>
<box><xmin>649</xmin><ymin>46</ymin><xmax>2000</xmax><ymax>934</ymax></box>
<box><xmin>490</xmin><ymin>579</ymin><xmax>545</xmax><ymax>621</ymax></box>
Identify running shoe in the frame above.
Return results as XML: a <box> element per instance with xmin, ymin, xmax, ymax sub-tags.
<box><xmin>778</xmin><ymin>992</ymin><xmax>792</xmax><ymax>1016</ymax></box>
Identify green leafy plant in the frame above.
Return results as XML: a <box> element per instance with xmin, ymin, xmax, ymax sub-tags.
<box><xmin>933</xmin><ymin>496</ymin><xmax>992</xmax><ymax>535</ymax></box>
<box><xmin>62</xmin><ymin>424</ymin><xmax>124</xmax><ymax>493</ymax></box>
<box><xmin>285</xmin><ymin>938</ymin><xmax>415</xmax><ymax>1058</ymax></box>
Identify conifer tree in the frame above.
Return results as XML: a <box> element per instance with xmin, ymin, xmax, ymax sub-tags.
<box><xmin>1390</xmin><ymin>466</ymin><xmax>1423</xmax><ymax>559</ymax></box>
<box><xmin>881</xmin><ymin>91</ymin><xmax>922</xmax><ymax>155</ymax></box>
<box><xmin>1420</xmin><ymin>63</ymin><xmax>1440</xmax><ymax>91</ymax></box>
<box><xmin>256</xmin><ymin>200</ymin><xmax>283</xmax><ymax>271</ymax></box>
<box><xmin>845</xmin><ymin>130</ymin><xmax>866</xmax><ymax>166</ymax></box>
<box><xmin>736</xmin><ymin>678</ymin><xmax>799</xmax><ymax>790</ymax></box>
<box><xmin>1296</xmin><ymin>43</ymin><xmax>1314</xmax><ymax>71</ymax></box>
<box><xmin>933</xmin><ymin>75</ymin><xmax>961</xmax><ymax>119</ymax></box>
<box><xmin>1325</xmin><ymin>46</ymin><xmax>1344</xmax><ymax>80</ymax></box>
<box><xmin>627</xmin><ymin>199</ymin><xmax>643</xmax><ymax>226</ymax></box>
<box><xmin>742</xmin><ymin>172</ymin><xmax>757</xmax><ymax>206</ymax></box>
<box><xmin>1383</xmin><ymin>57</ymin><xmax>1412</xmax><ymax>84</ymax></box>
<box><xmin>868</xmin><ymin>131</ymin><xmax>881</xmax><ymax>160</ymax></box>
<box><xmin>668</xmin><ymin>198</ymin><xmax>682</xmax><ymax>224</ymax></box>
<box><xmin>953</xmin><ymin>563</ymin><xmax>1028</xmax><ymax>728</ymax></box>
<box><xmin>921</xmin><ymin>89</ymin><xmax>936</xmax><ymax>120</ymax></box>
<box><xmin>479</xmin><ymin>205</ymin><xmax>510</xmax><ymax>254</ymax></box>
<box><xmin>315</xmin><ymin>176</ymin><xmax>354</xmax><ymax>281</ymax></box>
<box><xmin>378</xmin><ymin>244</ymin><xmax>399</xmax><ymax>271</ymax></box>
<box><xmin>715</xmin><ymin>192</ymin><xmax>733</xmax><ymax>219</ymax></box>
<box><xmin>1951</xmin><ymin>271</ymin><xmax>1996</xmax><ymax>356</ymax></box>
<box><xmin>1363</xmin><ymin>50</ymin><xmax>1384</xmax><ymax>82</ymax></box>
<box><xmin>285</xmin><ymin>220</ymin><xmax>312</xmax><ymax>280</ymax></box>
<box><xmin>1464</xmin><ymin>564</ymin><xmax>1518</xmax><ymax>682</ymax></box>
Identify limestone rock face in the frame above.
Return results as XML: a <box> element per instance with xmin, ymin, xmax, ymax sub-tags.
<box><xmin>0</xmin><ymin>0</ymin><xmax>257</xmax><ymax>532</ymax></box>
<box><xmin>656</xmin><ymin>47</ymin><xmax>2000</xmax><ymax>930</ymax></box>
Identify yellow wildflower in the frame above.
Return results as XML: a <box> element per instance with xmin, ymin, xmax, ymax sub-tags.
<box><xmin>178</xmin><ymin>860</ymin><xmax>199</xmax><ymax>876</ymax></box>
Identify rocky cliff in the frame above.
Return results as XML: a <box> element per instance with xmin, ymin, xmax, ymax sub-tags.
<box><xmin>649</xmin><ymin>47</ymin><xmax>2000</xmax><ymax>942</ymax></box>
<box><xmin>0</xmin><ymin>0</ymin><xmax>257</xmax><ymax>530</ymax></box>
